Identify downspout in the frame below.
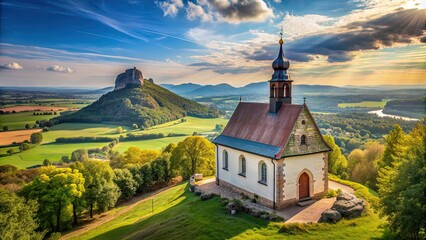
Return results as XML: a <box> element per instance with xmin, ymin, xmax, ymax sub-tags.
<box><xmin>215</xmin><ymin>144</ymin><xmax>219</xmax><ymax>185</ymax></box>
<box><xmin>271</xmin><ymin>157</ymin><xmax>276</xmax><ymax>210</ymax></box>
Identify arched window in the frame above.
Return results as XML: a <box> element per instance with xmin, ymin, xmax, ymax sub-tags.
<box><xmin>272</xmin><ymin>85</ymin><xmax>276</xmax><ymax>97</ymax></box>
<box><xmin>223</xmin><ymin>150</ymin><xmax>229</xmax><ymax>170</ymax></box>
<box><xmin>239</xmin><ymin>156</ymin><xmax>246</xmax><ymax>176</ymax></box>
<box><xmin>301</xmin><ymin>135</ymin><xmax>307</xmax><ymax>145</ymax></box>
<box><xmin>283</xmin><ymin>84</ymin><xmax>287</xmax><ymax>97</ymax></box>
<box><xmin>259</xmin><ymin>161</ymin><xmax>267</xmax><ymax>185</ymax></box>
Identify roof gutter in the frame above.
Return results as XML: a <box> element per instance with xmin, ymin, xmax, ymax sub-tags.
<box><xmin>271</xmin><ymin>157</ymin><xmax>276</xmax><ymax>210</ymax></box>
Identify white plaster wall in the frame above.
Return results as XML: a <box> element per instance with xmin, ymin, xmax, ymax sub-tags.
<box><xmin>283</xmin><ymin>152</ymin><xmax>325</xmax><ymax>200</ymax></box>
<box><xmin>216</xmin><ymin>145</ymin><xmax>274</xmax><ymax>201</ymax></box>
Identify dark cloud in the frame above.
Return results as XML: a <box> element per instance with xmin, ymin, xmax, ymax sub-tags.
<box><xmin>249</xmin><ymin>9</ymin><xmax>426</xmax><ymax>63</ymax></box>
<box><xmin>205</xmin><ymin>0</ymin><xmax>272</xmax><ymax>23</ymax></box>
<box><xmin>188</xmin><ymin>62</ymin><xmax>218</xmax><ymax>67</ymax></box>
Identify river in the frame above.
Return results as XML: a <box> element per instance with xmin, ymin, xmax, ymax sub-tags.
<box><xmin>368</xmin><ymin>109</ymin><xmax>420</xmax><ymax>121</ymax></box>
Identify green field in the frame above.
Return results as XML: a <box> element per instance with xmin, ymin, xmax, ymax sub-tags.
<box><xmin>0</xmin><ymin>112</ymin><xmax>60</xmax><ymax>130</ymax></box>
<box><xmin>70</xmin><ymin>182</ymin><xmax>385</xmax><ymax>240</ymax></box>
<box><xmin>338</xmin><ymin>100</ymin><xmax>389</xmax><ymax>108</ymax></box>
<box><xmin>0</xmin><ymin>117</ymin><xmax>228</xmax><ymax>168</ymax></box>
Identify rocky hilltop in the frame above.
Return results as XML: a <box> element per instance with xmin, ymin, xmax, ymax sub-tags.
<box><xmin>55</xmin><ymin>68</ymin><xmax>220</xmax><ymax>128</ymax></box>
<box><xmin>114</xmin><ymin>67</ymin><xmax>144</xmax><ymax>90</ymax></box>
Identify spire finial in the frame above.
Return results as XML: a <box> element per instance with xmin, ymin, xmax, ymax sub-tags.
<box><xmin>303</xmin><ymin>97</ymin><xmax>306</xmax><ymax>104</ymax></box>
<box><xmin>239</xmin><ymin>96</ymin><xmax>242</xmax><ymax>102</ymax></box>
<box><xmin>279</xmin><ymin>26</ymin><xmax>284</xmax><ymax>45</ymax></box>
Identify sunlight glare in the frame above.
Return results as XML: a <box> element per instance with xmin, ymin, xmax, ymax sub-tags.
<box><xmin>404</xmin><ymin>0</ymin><xmax>426</xmax><ymax>9</ymax></box>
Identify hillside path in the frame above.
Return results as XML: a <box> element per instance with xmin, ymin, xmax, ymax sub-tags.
<box><xmin>61</xmin><ymin>182</ymin><xmax>180</xmax><ymax>240</ymax></box>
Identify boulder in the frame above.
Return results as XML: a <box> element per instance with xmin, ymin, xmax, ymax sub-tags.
<box><xmin>336</xmin><ymin>192</ymin><xmax>355</xmax><ymax>201</ymax></box>
<box><xmin>319</xmin><ymin>209</ymin><xmax>341</xmax><ymax>223</ymax></box>
<box><xmin>200</xmin><ymin>193</ymin><xmax>212</xmax><ymax>201</ymax></box>
<box><xmin>250</xmin><ymin>209</ymin><xmax>262</xmax><ymax>218</ymax></box>
<box><xmin>332</xmin><ymin>193</ymin><xmax>364</xmax><ymax>218</ymax></box>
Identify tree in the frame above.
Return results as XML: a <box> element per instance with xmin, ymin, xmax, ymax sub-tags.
<box><xmin>0</xmin><ymin>189</ymin><xmax>45</xmax><ymax>240</ymax></box>
<box><xmin>113</xmin><ymin>168</ymin><xmax>137</xmax><ymax>200</ymax></box>
<box><xmin>43</xmin><ymin>159</ymin><xmax>51</xmax><ymax>166</ymax></box>
<box><xmin>25</xmin><ymin>123</ymin><xmax>31</xmax><ymax>129</ymax></box>
<box><xmin>20</xmin><ymin>167</ymin><xmax>85</xmax><ymax>232</ymax></box>
<box><xmin>71</xmin><ymin>149</ymin><xmax>88</xmax><ymax>162</ymax></box>
<box><xmin>379</xmin><ymin>124</ymin><xmax>406</xmax><ymax>168</ymax></box>
<box><xmin>170</xmin><ymin>136</ymin><xmax>215</xmax><ymax>179</ymax></box>
<box><xmin>3</xmin><ymin>126</ymin><xmax>9</xmax><ymax>131</ymax></box>
<box><xmin>111</xmin><ymin>147</ymin><xmax>160</xmax><ymax>168</ymax></box>
<box><xmin>30</xmin><ymin>132</ymin><xmax>43</xmax><ymax>144</ymax></box>
<box><xmin>116</xmin><ymin>126</ymin><xmax>123</xmax><ymax>134</ymax></box>
<box><xmin>6</xmin><ymin>148</ymin><xmax>15</xmax><ymax>156</ymax></box>
<box><xmin>19</xmin><ymin>143</ymin><xmax>32</xmax><ymax>151</ymax></box>
<box><xmin>323</xmin><ymin>134</ymin><xmax>348</xmax><ymax>179</ymax></box>
<box><xmin>377</xmin><ymin>122</ymin><xmax>425</xmax><ymax>239</ymax></box>
<box><xmin>61</xmin><ymin>155</ymin><xmax>71</xmax><ymax>164</ymax></box>
<box><xmin>72</xmin><ymin>161</ymin><xmax>120</xmax><ymax>218</ymax></box>
<box><xmin>132</xmin><ymin>123</ymin><xmax>138</xmax><ymax>129</ymax></box>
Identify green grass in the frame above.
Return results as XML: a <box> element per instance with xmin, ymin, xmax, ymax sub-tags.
<box><xmin>338</xmin><ymin>100</ymin><xmax>389</xmax><ymax>109</ymax></box>
<box><xmin>113</xmin><ymin>136</ymin><xmax>187</xmax><ymax>152</ymax></box>
<box><xmin>0</xmin><ymin>143</ymin><xmax>107</xmax><ymax>168</ymax></box>
<box><xmin>0</xmin><ymin>112</ymin><xmax>60</xmax><ymax>130</ymax></box>
<box><xmin>71</xmin><ymin>181</ymin><xmax>386</xmax><ymax>240</ymax></box>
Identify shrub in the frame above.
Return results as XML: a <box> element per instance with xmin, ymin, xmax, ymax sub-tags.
<box><xmin>3</xmin><ymin>126</ymin><xmax>9</xmax><ymax>131</ymax></box>
<box><xmin>132</xmin><ymin>123</ymin><xmax>138</xmax><ymax>129</ymax></box>
<box><xmin>30</xmin><ymin>132</ymin><xmax>43</xmax><ymax>144</ymax></box>
<box><xmin>6</xmin><ymin>148</ymin><xmax>15</xmax><ymax>156</ymax></box>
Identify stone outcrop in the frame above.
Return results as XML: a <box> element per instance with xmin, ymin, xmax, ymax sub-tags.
<box><xmin>114</xmin><ymin>67</ymin><xmax>143</xmax><ymax>90</ymax></box>
<box><xmin>331</xmin><ymin>193</ymin><xmax>364</xmax><ymax>218</ymax></box>
<box><xmin>319</xmin><ymin>209</ymin><xmax>341</xmax><ymax>223</ymax></box>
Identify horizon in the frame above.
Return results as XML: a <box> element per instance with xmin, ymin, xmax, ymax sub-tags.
<box><xmin>0</xmin><ymin>0</ymin><xmax>425</xmax><ymax>88</ymax></box>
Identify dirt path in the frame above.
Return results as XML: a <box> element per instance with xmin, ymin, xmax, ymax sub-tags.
<box><xmin>61</xmin><ymin>182</ymin><xmax>181</xmax><ymax>240</ymax></box>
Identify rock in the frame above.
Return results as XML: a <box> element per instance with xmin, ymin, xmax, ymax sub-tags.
<box><xmin>336</xmin><ymin>192</ymin><xmax>355</xmax><ymax>201</ymax></box>
<box><xmin>231</xmin><ymin>209</ymin><xmax>236</xmax><ymax>215</ymax></box>
<box><xmin>250</xmin><ymin>209</ymin><xmax>261</xmax><ymax>218</ymax></box>
<box><xmin>194</xmin><ymin>188</ymin><xmax>202</xmax><ymax>196</ymax></box>
<box><xmin>200</xmin><ymin>193</ymin><xmax>212</xmax><ymax>201</ymax></box>
<box><xmin>260</xmin><ymin>214</ymin><xmax>268</xmax><ymax>219</ymax></box>
<box><xmin>332</xmin><ymin>193</ymin><xmax>365</xmax><ymax>218</ymax></box>
<box><xmin>194</xmin><ymin>173</ymin><xmax>203</xmax><ymax>180</ymax></box>
<box><xmin>319</xmin><ymin>209</ymin><xmax>341</xmax><ymax>223</ymax></box>
<box><xmin>267</xmin><ymin>214</ymin><xmax>284</xmax><ymax>222</ymax></box>
<box><xmin>114</xmin><ymin>67</ymin><xmax>144</xmax><ymax>90</ymax></box>
<box><xmin>226</xmin><ymin>199</ymin><xmax>243</xmax><ymax>213</ymax></box>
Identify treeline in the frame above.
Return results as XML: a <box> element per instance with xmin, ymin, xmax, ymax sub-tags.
<box><xmin>315</xmin><ymin>113</ymin><xmax>417</xmax><ymax>153</ymax></box>
<box><xmin>0</xmin><ymin>136</ymin><xmax>215</xmax><ymax>238</ymax></box>
<box><xmin>324</xmin><ymin>120</ymin><xmax>425</xmax><ymax>238</ymax></box>
<box><xmin>55</xmin><ymin>133</ymin><xmax>188</xmax><ymax>143</ymax></box>
<box><xmin>383</xmin><ymin>97</ymin><xmax>425</xmax><ymax>119</ymax></box>
<box><xmin>55</xmin><ymin>82</ymin><xmax>221</xmax><ymax>129</ymax></box>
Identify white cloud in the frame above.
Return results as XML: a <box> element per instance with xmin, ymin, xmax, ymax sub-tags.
<box><xmin>46</xmin><ymin>65</ymin><xmax>74</xmax><ymax>73</ymax></box>
<box><xmin>157</xmin><ymin>0</ymin><xmax>184</xmax><ymax>17</ymax></box>
<box><xmin>280</xmin><ymin>13</ymin><xmax>335</xmax><ymax>40</ymax></box>
<box><xmin>186</xmin><ymin>2</ymin><xmax>211</xmax><ymax>22</ymax></box>
<box><xmin>273</xmin><ymin>0</ymin><xmax>282</xmax><ymax>2</ymax></box>
<box><xmin>1</xmin><ymin>62</ymin><xmax>23</xmax><ymax>70</ymax></box>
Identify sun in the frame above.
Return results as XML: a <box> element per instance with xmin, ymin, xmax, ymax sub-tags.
<box><xmin>404</xmin><ymin>0</ymin><xmax>426</xmax><ymax>9</ymax></box>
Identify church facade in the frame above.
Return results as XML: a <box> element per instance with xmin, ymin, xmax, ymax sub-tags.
<box><xmin>212</xmin><ymin>35</ymin><xmax>331</xmax><ymax>209</ymax></box>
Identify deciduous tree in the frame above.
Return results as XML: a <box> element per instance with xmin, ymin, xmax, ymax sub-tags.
<box><xmin>170</xmin><ymin>136</ymin><xmax>215</xmax><ymax>179</ymax></box>
<box><xmin>30</xmin><ymin>132</ymin><xmax>43</xmax><ymax>144</ymax></box>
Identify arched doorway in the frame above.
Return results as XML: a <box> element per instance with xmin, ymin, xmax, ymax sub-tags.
<box><xmin>299</xmin><ymin>172</ymin><xmax>310</xmax><ymax>198</ymax></box>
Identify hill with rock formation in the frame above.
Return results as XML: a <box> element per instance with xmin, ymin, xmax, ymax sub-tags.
<box><xmin>55</xmin><ymin>68</ymin><xmax>220</xmax><ymax>128</ymax></box>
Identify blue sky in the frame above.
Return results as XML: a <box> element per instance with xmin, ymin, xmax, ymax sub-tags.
<box><xmin>0</xmin><ymin>0</ymin><xmax>425</xmax><ymax>87</ymax></box>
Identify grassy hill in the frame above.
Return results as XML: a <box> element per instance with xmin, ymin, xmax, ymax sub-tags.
<box><xmin>69</xmin><ymin>181</ymin><xmax>385</xmax><ymax>240</ymax></box>
<box><xmin>55</xmin><ymin>81</ymin><xmax>220</xmax><ymax>128</ymax></box>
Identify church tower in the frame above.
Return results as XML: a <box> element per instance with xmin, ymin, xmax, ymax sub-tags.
<box><xmin>269</xmin><ymin>31</ymin><xmax>293</xmax><ymax>113</ymax></box>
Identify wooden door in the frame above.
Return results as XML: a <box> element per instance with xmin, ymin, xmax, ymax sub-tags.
<box><xmin>299</xmin><ymin>172</ymin><xmax>310</xmax><ymax>199</ymax></box>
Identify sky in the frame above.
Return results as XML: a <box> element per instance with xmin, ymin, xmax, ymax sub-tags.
<box><xmin>0</xmin><ymin>0</ymin><xmax>425</xmax><ymax>88</ymax></box>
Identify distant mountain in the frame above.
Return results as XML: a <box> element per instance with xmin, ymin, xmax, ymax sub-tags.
<box><xmin>162</xmin><ymin>81</ymin><xmax>367</xmax><ymax>97</ymax></box>
<box><xmin>83</xmin><ymin>86</ymin><xmax>114</xmax><ymax>95</ymax></box>
<box><xmin>55</xmin><ymin>81</ymin><xmax>220</xmax><ymax>128</ymax></box>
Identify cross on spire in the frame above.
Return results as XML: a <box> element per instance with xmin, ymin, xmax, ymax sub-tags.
<box><xmin>303</xmin><ymin>97</ymin><xmax>306</xmax><ymax>104</ymax></box>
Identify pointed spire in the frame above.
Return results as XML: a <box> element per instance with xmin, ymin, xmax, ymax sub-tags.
<box><xmin>271</xmin><ymin>28</ymin><xmax>291</xmax><ymax>81</ymax></box>
<box><xmin>303</xmin><ymin>97</ymin><xmax>306</xmax><ymax>104</ymax></box>
<box><xmin>239</xmin><ymin>96</ymin><xmax>242</xmax><ymax>102</ymax></box>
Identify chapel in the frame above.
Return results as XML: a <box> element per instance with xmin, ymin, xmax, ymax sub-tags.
<box><xmin>212</xmin><ymin>33</ymin><xmax>331</xmax><ymax>209</ymax></box>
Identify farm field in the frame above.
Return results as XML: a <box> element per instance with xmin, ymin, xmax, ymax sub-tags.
<box><xmin>69</xmin><ymin>182</ymin><xmax>385</xmax><ymax>240</ymax></box>
<box><xmin>0</xmin><ymin>129</ymin><xmax>42</xmax><ymax>145</ymax></box>
<box><xmin>0</xmin><ymin>111</ymin><xmax>60</xmax><ymax>130</ymax></box>
<box><xmin>0</xmin><ymin>142</ymin><xmax>107</xmax><ymax>168</ymax></box>
<box><xmin>338</xmin><ymin>100</ymin><xmax>389</xmax><ymax>108</ymax></box>
<box><xmin>0</xmin><ymin>117</ymin><xmax>228</xmax><ymax>168</ymax></box>
<box><xmin>0</xmin><ymin>105</ymin><xmax>71</xmax><ymax>112</ymax></box>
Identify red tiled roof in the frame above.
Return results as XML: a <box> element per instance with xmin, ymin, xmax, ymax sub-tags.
<box><xmin>221</xmin><ymin>102</ymin><xmax>303</xmax><ymax>148</ymax></box>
